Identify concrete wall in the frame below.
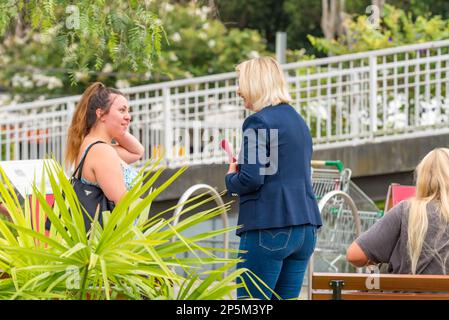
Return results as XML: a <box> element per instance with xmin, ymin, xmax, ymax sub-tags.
<box><xmin>313</xmin><ymin>133</ymin><xmax>449</xmax><ymax>177</ymax></box>
<box><xmin>313</xmin><ymin>133</ymin><xmax>449</xmax><ymax>200</ymax></box>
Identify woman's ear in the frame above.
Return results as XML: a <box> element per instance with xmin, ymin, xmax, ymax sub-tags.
<box><xmin>96</xmin><ymin>108</ymin><xmax>105</xmax><ymax>121</ymax></box>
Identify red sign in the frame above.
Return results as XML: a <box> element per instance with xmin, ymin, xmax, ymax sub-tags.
<box><xmin>385</xmin><ymin>184</ymin><xmax>416</xmax><ymax>212</ymax></box>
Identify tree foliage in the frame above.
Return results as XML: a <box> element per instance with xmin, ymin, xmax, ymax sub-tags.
<box><xmin>308</xmin><ymin>4</ymin><xmax>449</xmax><ymax>55</ymax></box>
<box><xmin>0</xmin><ymin>0</ymin><xmax>165</xmax><ymax>73</ymax></box>
<box><xmin>0</xmin><ymin>1</ymin><xmax>268</xmax><ymax>104</ymax></box>
<box><xmin>2</xmin><ymin>1</ymin><xmax>448</xmax><ymax>105</ymax></box>
<box><xmin>150</xmin><ymin>2</ymin><xmax>268</xmax><ymax>81</ymax></box>
<box><xmin>215</xmin><ymin>0</ymin><xmax>449</xmax><ymax>56</ymax></box>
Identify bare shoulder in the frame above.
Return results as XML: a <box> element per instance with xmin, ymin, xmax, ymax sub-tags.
<box><xmin>86</xmin><ymin>142</ymin><xmax>122</xmax><ymax>166</ymax></box>
<box><xmin>86</xmin><ymin>144</ymin><xmax>122</xmax><ymax>184</ymax></box>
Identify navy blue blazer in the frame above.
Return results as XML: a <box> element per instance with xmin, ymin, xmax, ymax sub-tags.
<box><xmin>225</xmin><ymin>103</ymin><xmax>322</xmax><ymax>236</ymax></box>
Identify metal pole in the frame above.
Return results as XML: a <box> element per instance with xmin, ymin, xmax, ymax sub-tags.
<box><xmin>276</xmin><ymin>32</ymin><xmax>287</xmax><ymax>64</ymax></box>
<box><xmin>369</xmin><ymin>55</ymin><xmax>378</xmax><ymax>137</ymax></box>
<box><xmin>163</xmin><ymin>87</ymin><xmax>173</xmax><ymax>165</ymax></box>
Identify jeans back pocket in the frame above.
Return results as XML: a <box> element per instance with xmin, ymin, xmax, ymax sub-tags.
<box><xmin>259</xmin><ymin>227</ymin><xmax>292</xmax><ymax>251</ymax></box>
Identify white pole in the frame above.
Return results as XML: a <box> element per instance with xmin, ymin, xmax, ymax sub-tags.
<box><xmin>163</xmin><ymin>86</ymin><xmax>173</xmax><ymax>165</ymax></box>
<box><xmin>276</xmin><ymin>32</ymin><xmax>287</xmax><ymax>64</ymax></box>
<box><xmin>369</xmin><ymin>55</ymin><xmax>378</xmax><ymax>136</ymax></box>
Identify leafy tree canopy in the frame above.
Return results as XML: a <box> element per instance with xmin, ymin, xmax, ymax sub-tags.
<box><xmin>308</xmin><ymin>4</ymin><xmax>449</xmax><ymax>55</ymax></box>
<box><xmin>0</xmin><ymin>0</ymin><xmax>165</xmax><ymax>73</ymax></box>
<box><xmin>0</xmin><ymin>1</ymin><xmax>268</xmax><ymax>103</ymax></box>
<box><xmin>215</xmin><ymin>0</ymin><xmax>449</xmax><ymax>56</ymax></box>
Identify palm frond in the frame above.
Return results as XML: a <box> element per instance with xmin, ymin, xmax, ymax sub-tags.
<box><xmin>0</xmin><ymin>158</ymin><xmax>268</xmax><ymax>300</ymax></box>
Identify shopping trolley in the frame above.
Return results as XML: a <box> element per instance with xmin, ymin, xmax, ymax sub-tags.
<box><xmin>310</xmin><ymin>160</ymin><xmax>382</xmax><ymax>273</ymax></box>
<box><xmin>348</xmin><ymin>181</ymin><xmax>384</xmax><ymax>234</ymax></box>
<box><xmin>311</xmin><ymin>160</ymin><xmax>351</xmax><ymax>198</ymax></box>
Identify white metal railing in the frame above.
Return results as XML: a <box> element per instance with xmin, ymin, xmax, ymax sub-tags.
<box><xmin>1</xmin><ymin>40</ymin><xmax>449</xmax><ymax>166</ymax></box>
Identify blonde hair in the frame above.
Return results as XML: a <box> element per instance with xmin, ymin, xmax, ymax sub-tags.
<box><xmin>408</xmin><ymin>148</ymin><xmax>449</xmax><ymax>274</ymax></box>
<box><xmin>65</xmin><ymin>82</ymin><xmax>124</xmax><ymax>168</ymax></box>
<box><xmin>236</xmin><ymin>56</ymin><xmax>291</xmax><ymax>111</ymax></box>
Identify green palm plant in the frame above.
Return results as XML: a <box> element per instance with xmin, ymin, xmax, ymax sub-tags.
<box><xmin>0</xmin><ymin>159</ymin><xmax>270</xmax><ymax>300</ymax></box>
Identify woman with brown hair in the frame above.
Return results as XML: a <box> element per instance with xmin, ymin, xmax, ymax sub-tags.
<box><xmin>64</xmin><ymin>82</ymin><xmax>144</xmax><ymax>229</ymax></box>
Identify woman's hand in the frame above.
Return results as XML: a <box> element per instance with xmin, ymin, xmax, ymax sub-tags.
<box><xmin>227</xmin><ymin>161</ymin><xmax>238</xmax><ymax>174</ymax></box>
<box><xmin>112</xmin><ymin>132</ymin><xmax>145</xmax><ymax>164</ymax></box>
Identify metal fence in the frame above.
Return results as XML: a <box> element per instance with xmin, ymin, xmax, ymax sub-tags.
<box><xmin>1</xmin><ymin>39</ymin><xmax>449</xmax><ymax>167</ymax></box>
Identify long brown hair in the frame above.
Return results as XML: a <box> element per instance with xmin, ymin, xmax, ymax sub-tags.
<box><xmin>65</xmin><ymin>82</ymin><xmax>124</xmax><ymax>168</ymax></box>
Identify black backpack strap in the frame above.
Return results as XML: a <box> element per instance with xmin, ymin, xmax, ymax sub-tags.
<box><xmin>72</xmin><ymin>141</ymin><xmax>106</xmax><ymax>179</ymax></box>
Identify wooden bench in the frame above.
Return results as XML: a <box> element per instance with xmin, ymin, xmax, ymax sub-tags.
<box><xmin>312</xmin><ymin>272</ymin><xmax>449</xmax><ymax>300</ymax></box>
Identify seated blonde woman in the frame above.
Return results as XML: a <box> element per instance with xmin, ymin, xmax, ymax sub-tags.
<box><xmin>347</xmin><ymin>148</ymin><xmax>449</xmax><ymax>274</ymax></box>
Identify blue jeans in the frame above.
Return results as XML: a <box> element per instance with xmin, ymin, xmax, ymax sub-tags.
<box><xmin>237</xmin><ymin>224</ymin><xmax>317</xmax><ymax>300</ymax></box>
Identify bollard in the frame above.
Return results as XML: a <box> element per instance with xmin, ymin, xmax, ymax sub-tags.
<box><xmin>330</xmin><ymin>280</ymin><xmax>345</xmax><ymax>300</ymax></box>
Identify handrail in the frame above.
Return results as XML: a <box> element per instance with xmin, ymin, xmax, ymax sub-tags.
<box><xmin>172</xmin><ymin>184</ymin><xmax>229</xmax><ymax>266</ymax></box>
<box><xmin>2</xmin><ymin>40</ymin><xmax>449</xmax><ymax>168</ymax></box>
<box><xmin>285</xmin><ymin>39</ymin><xmax>449</xmax><ymax>69</ymax></box>
<box><xmin>311</xmin><ymin>160</ymin><xmax>344</xmax><ymax>172</ymax></box>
